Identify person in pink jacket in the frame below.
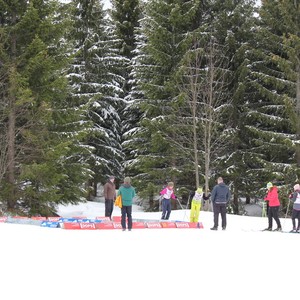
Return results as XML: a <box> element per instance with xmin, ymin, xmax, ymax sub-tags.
<box><xmin>160</xmin><ymin>182</ymin><xmax>176</xmax><ymax>220</ymax></box>
<box><xmin>263</xmin><ymin>182</ymin><xmax>282</xmax><ymax>231</ymax></box>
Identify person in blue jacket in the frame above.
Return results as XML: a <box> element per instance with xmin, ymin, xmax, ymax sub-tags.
<box><xmin>210</xmin><ymin>177</ymin><xmax>231</xmax><ymax>230</ymax></box>
<box><xmin>117</xmin><ymin>177</ymin><xmax>136</xmax><ymax>231</ymax></box>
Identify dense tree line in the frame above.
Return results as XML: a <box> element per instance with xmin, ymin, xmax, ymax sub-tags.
<box><xmin>0</xmin><ymin>0</ymin><xmax>299</xmax><ymax>216</ymax></box>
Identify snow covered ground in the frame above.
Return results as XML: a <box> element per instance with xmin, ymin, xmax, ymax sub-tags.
<box><xmin>1</xmin><ymin>201</ymin><xmax>297</xmax><ymax>300</ymax></box>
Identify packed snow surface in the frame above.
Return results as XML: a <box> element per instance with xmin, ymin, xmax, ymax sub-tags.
<box><xmin>1</xmin><ymin>201</ymin><xmax>297</xmax><ymax>300</ymax></box>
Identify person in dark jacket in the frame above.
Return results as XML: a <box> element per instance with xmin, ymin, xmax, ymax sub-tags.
<box><xmin>210</xmin><ymin>177</ymin><xmax>231</xmax><ymax>230</ymax></box>
<box><xmin>288</xmin><ymin>184</ymin><xmax>300</xmax><ymax>232</ymax></box>
<box><xmin>104</xmin><ymin>175</ymin><xmax>116</xmax><ymax>220</ymax></box>
<box><xmin>117</xmin><ymin>177</ymin><xmax>136</xmax><ymax>231</ymax></box>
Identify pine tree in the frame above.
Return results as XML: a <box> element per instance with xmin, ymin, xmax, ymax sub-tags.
<box><xmin>131</xmin><ymin>0</ymin><xmax>203</xmax><ymax>203</ymax></box>
<box><xmin>0</xmin><ymin>0</ymin><xmax>91</xmax><ymax>215</ymax></box>
<box><xmin>110</xmin><ymin>0</ymin><xmax>140</xmax><ymax>60</ymax></box>
<box><xmin>110</xmin><ymin>0</ymin><xmax>141</xmax><ymax>179</ymax></box>
<box><xmin>202</xmin><ymin>0</ymin><xmax>260</xmax><ymax>213</ymax></box>
<box><xmin>240</xmin><ymin>0</ymin><xmax>298</xmax><ymax>201</ymax></box>
<box><xmin>67</xmin><ymin>0</ymin><xmax>125</xmax><ymax>196</ymax></box>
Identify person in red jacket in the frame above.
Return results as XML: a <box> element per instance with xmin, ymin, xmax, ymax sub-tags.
<box><xmin>263</xmin><ymin>182</ymin><xmax>282</xmax><ymax>231</ymax></box>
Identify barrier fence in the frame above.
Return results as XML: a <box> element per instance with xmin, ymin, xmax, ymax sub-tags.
<box><xmin>0</xmin><ymin>215</ymin><xmax>204</xmax><ymax>230</ymax></box>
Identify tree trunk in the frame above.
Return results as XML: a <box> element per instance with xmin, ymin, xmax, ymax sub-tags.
<box><xmin>233</xmin><ymin>185</ymin><xmax>239</xmax><ymax>215</ymax></box>
<box><xmin>295</xmin><ymin>64</ymin><xmax>300</xmax><ymax>166</ymax></box>
<box><xmin>245</xmin><ymin>195</ymin><xmax>250</xmax><ymax>205</ymax></box>
<box><xmin>192</xmin><ymin>98</ymin><xmax>199</xmax><ymax>188</ymax></box>
<box><xmin>6</xmin><ymin>14</ymin><xmax>17</xmax><ymax>209</ymax></box>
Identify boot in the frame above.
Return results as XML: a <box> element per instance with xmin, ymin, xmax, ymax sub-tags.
<box><xmin>210</xmin><ymin>227</ymin><xmax>218</xmax><ymax>230</ymax></box>
<box><xmin>273</xmin><ymin>227</ymin><xmax>282</xmax><ymax>232</ymax></box>
<box><xmin>263</xmin><ymin>227</ymin><xmax>272</xmax><ymax>231</ymax></box>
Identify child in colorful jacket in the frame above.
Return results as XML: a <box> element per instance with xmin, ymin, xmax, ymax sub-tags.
<box><xmin>263</xmin><ymin>182</ymin><xmax>282</xmax><ymax>231</ymax></box>
<box><xmin>190</xmin><ymin>187</ymin><xmax>203</xmax><ymax>223</ymax></box>
<box><xmin>288</xmin><ymin>184</ymin><xmax>300</xmax><ymax>232</ymax></box>
<box><xmin>160</xmin><ymin>182</ymin><xmax>176</xmax><ymax>220</ymax></box>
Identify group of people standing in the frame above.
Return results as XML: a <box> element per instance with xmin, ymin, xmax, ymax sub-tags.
<box><xmin>189</xmin><ymin>178</ymin><xmax>300</xmax><ymax>233</ymax></box>
<box><xmin>262</xmin><ymin>181</ymin><xmax>300</xmax><ymax>232</ymax></box>
<box><xmin>104</xmin><ymin>174</ymin><xmax>300</xmax><ymax>233</ymax></box>
<box><xmin>103</xmin><ymin>176</ymin><xmax>135</xmax><ymax>231</ymax></box>
<box><xmin>188</xmin><ymin>177</ymin><xmax>231</xmax><ymax>230</ymax></box>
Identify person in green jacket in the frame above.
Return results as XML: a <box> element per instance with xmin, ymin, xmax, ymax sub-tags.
<box><xmin>117</xmin><ymin>177</ymin><xmax>136</xmax><ymax>231</ymax></box>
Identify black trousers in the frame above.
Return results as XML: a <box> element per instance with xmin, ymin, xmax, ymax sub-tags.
<box><xmin>121</xmin><ymin>205</ymin><xmax>132</xmax><ymax>230</ymax></box>
<box><xmin>268</xmin><ymin>206</ymin><xmax>281</xmax><ymax>229</ymax></box>
<box><xmin>292</xmin><ymin>209</ymin><xmax>300</xmax><ymax>229</ymax></box>
<box><xmin>213</xmin><ymin>203</ymin><xmax>227</xmax><ymax>228</ymax></box>
<box><xmin>105</xmin><ymin>199</ymin><xmax>114</xmax><ymax>219</ymax></box>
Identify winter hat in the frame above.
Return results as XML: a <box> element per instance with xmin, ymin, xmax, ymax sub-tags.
<box><xmin>167</xmin><ymin>182</ymin><xmax>174</xmax><ymax>187</ymax></box>
<box><xmin>196</xmin><ymin>187</ymin><xmax>203</xmax><ymax>194</ymax></box>
<box><xmin>294</xmin><ymin>184</ymin><xmax>300</xmax><ymax>191</ymax></box>
<box><xmin>124</xmin><ymin>177</ymin><xmax>131</xmax><ymax>184</ymax></box>
<box><xmin>267</xmin><ymin>182</ymin><xmax>273</xmax><ymax>189</ymax></box>
<box><xmin>109</xmin><ymin>175</ymin><xmax>115</xmax><ymax>180</ymax></box>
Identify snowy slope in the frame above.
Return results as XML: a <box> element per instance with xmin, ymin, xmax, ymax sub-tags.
<box><xmin>1</xmin><ymin>201</ymin><xmax>297</xmax><ymax>300</ymax></box>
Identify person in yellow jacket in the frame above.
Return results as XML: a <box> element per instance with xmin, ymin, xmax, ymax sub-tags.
<box><xmin>190</xmin><ymin>187</ymin><xmax>203</xmax><ymax>223</ymax></box>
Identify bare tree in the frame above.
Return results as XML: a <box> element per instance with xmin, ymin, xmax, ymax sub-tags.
<box><xmin>173</xmin><ymin>37</ymin><xmax>231</xmax><ymax>208</ymax></box>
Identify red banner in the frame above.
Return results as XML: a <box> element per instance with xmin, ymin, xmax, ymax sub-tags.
<box><xmin>132</xmin><ymin>222</ymin><xmax>146</xmax><ymax>229</ymax></box>
<box><xmin>146</xmin><ymin>222</ymin><xmax>162</xmax><ymax>229</ymax></box>
<box><xmin>96</xmin><ymin>223</ymin><xmax>115</xmax><ymax>230</ymax></box>
<box><xmin>160</xmin><ymin>222</ymin><xmax>176</xmax><ymax>228</ymax></box>
<box><xmin>95</xmin><ymin>216</ymin><xmax>111</xmax><ymax>222</ymax></box>
<box><xmin>63</xmin><ymin>222</ymin><xmax>81</xmax><ymax>229</ymax></box>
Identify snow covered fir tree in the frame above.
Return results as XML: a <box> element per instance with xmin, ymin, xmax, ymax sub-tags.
<box><xmin>0</xmin><ymin>0</ymin><xmax>299</xmax><ymax>217</ymax></box>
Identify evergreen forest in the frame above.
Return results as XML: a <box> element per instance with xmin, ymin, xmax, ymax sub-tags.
<box><xmin>0</xmin><ymin>0</ymin><xmax>299</xmax><ymax>216</ymax></box>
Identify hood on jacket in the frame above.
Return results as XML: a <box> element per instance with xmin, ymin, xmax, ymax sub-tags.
<box><xmin>122</xmin><ymin>183</ymin><xmax>131</xmax><ymax>188</ymax></box>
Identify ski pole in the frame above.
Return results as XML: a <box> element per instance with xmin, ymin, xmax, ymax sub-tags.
<box><xmin>262</xmin><ymin>201</ymin><xmax>267</xmax><ymax>217</ymax></box>
<box><xmin>176</xmin><ymin>197</ymin><xmax>184</xmax><ymax>210</ymax></box>
<box><xmin>283</xmin><ymin>198</ymin><xmax>291</xmax><ymax>228</ymax></box>
<box><xmin>182</xmin><ymin>194</ymin><xmax>191</xmax><ymax>221</ymax></box>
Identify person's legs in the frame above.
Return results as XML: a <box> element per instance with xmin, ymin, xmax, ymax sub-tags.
<box><xmin>127</xmin><ymin>206</ymin><xmax>132</xmax><ymax>230</ymax></box>
<box><xmin>121</xmin><ymin>206</ymin><xmax>126</xmax><ymax>230</ymax></box>
<box><xmin>212</xmin><ymin>203</ymin><xmax>220</xmax><ymax>229</ymax></box>
<box><xmin>161</xmin><ymin>199</ymin><xmax>167</xmax><ymax>219</ymax></box>
<box><xmin>165</xmin><ymin>200</ymin><xmax>171</xmax><ymax>220</ymax></box>
<box><xmin>194</xmin><ymin>202</ymin><xmax>201</xmax><ymax>222</ymax></box>
<box><xmin>105</xmin><ymin>200</ymin><xmax>110</xmax><ymax>217</ymax></box>
<box><xmin>190</xmin><ymin>201</ymin><xmax>196</xmax><ymax>222</ymax></box>
<box><xmin>108</xmin><ymin>200</ymin><xmax>114</xmax><ymax>219</ymax></box>
<box><xmin>220</xmin><ymin>204</ymin><xmax>227</xmax><ymax>229</ymax></box>
<box><xmin>267</xmin><ymin>207</ymin><xmax>273</xmax><ymax>229</ymax></box>
<box><xmin>295</xmin><ymin>210</ymin><xmax>300</xmax><ymax>231</ymax></box>
<box><xmin>292</xmin><ymin>209</ymin><xmax>297</xmax><ymax>230</ymax></box>
<box><xmin>272</xmin><ymin>206</ymin><xmax>281</xmax><ymax>230</ymax></box>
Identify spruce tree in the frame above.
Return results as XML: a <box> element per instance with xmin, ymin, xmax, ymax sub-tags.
<box><xmin>67</xmin><ymin>0</ymin><xmax>125</xmax><ymax>196</ymax></box>
<box><xmin>110</xmin><ymin>0</ymin><xmax>141</xmax><ymax>179</ymax></box>
<box><xmin>0</xmin><ymin>0</ymin><xmax>90</xmax><ymax>215</ymax></box>
<box><xmin>205</xmin><ymin>0</ymin><xmax>259</xmax><ymax>213</ymax></box>
<box><xmin>241</xmin><ymin>0</ymin><xmax>298</xmax><ymax>203</ymax></box>
<box><xmin>131</xmin><ymin>0</ymin><xmax>202</xmax><ymax>202</ymax></box>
